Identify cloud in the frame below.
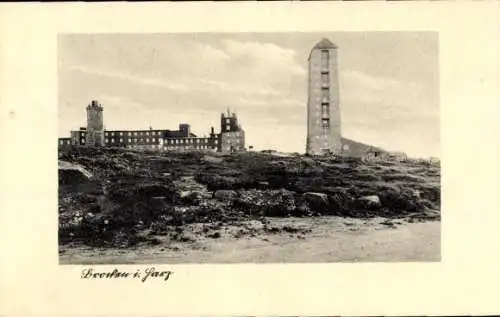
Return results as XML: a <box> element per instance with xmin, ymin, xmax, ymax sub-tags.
<box><xmin>196</xmin><ymin>78</ymin><xmax>282</xmax><ymax>97</ymax></box>
<box><xmin>93</xmin><ymin>95</ymin><xmax>145</xmax><ymax>110</ymax></box>
<box><xmin>193</xmin><ymin>42</ymin><xmax>231</xmax><ymax>63</ymax></box>
<box><xmin>342</xmin><ymin>70</ymin><xmax>416</xmax><ymax>90</ymax></box>
<box><xmin>340</xmin><ymin>69</ymin><xmax>438</xmax><ymax>119</ymax></box>
<box><xmin>67</xmin><ymin>65</ymin><xmax>190</xmax><ymax>92</ymax></box>
<box><xmin>222</xmin><ymin>39</ymin><xmax>306</xmax><ymax>76</ymax></box>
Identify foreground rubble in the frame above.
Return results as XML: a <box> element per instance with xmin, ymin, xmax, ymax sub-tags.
<box><xmin>58</xmin><ymin>147</ymin><xmax>440</xmax><ymax>248</ymax></box>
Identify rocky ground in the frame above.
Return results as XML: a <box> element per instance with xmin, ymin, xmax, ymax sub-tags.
<box><xmin>58</xmin><ymin>147</ymin><xmax>440</xmax><ymax>263</ymax></box>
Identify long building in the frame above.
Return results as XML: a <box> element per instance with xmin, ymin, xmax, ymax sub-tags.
<box><xmin>58</xmin><ymin>100</ymin><xmax>245</xmax><ymax>153</ymax></box>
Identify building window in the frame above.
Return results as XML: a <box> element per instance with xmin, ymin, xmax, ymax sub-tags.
<box><xmin>322</xmin><ymin>118</ymin><xmax>330</xmax><ymax>133</ymax></box>
<box><xmin>321</xmin><ymin>73</ymin><xmax>329</xmax><ymax>85</ymax></box>
<box><xmin>105</xmin><ymin>132</ymin><xmax>109</xmax><ymax>137</ymax></box>
<box><xmin>80</xmin><ymin>133</ymin><xmax>84</xmax><ymax>137</ymax></box>
<box><xmin>133</xmin><ymin>132</ymin><xmax>137</xmax><ymax>136</ymax></box>
<box><xmin>120</xmin><ymin>132</ymin><xmax>123</xmax><ymax>136</ymax></box>
<box><xmin>322</xmin><ymin>103</ymin><xmax>329</xmax><ymax>117</ymax></box>
<box><xmin>111</xmin><ymin>138</ymin><xmax>115</xmax><ymax>143</ymax></box>
<box><xmin>321</xmin><ymin>50</ymin><xmax>329</xmax><ymax>69</ymax></box>
<box><xmin>128</xmin><ymin>132</ymin><xmax>132</xmax><ymax>136</ymax></box>
<box><xmin>81</xmin><ymin>139</ymin><xmax>85</xmax><ymax>144</ymax></box>
<box><xmin>120</xmin><ymin>138</ymin><xmax>123</xmax><ymax>143</ymax></box>
<box><xmin>146</xmin><ymin>138</ymin><xmax>149</xmax><ymax>143</ymax></box>
<box><xmin>59</xmin><ymin>140</ymin><xmax>63</xmax><ymax>145</ymax></box>
<box><xmin>105</xmin><ymin>138</ymin><xmax>109</xmax><ymax>143</ymax></box>
<box><xmin>226</xmin><ymin>125</ymin><xmax>230</xmax><ymax>131</ymax></box>
<box><xmin>226</xmin><ymin>118</ymin><xmax>230</xmax><ymax>124</ymax></box>
<box><xmin>321</xmin><ymin>88</ymin><xmax>329</xmax><ymax>102</ymax></box>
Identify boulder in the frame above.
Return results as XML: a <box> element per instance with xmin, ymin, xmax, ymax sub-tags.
<box><xmin>58</xmin><ymin>160</ymin><xmax>93</xmax><ymax>186</ymax></box>
<box><xmin>233</xmin><ymin>189</ymin><xmax>296</xmax><ymax>217</ymax></box>
<box><xmin>202</xmin><ymin>155</ymin><xmax>223</xmax><ymax>164</ymax></box>
<box><xmin>356</xmin><ymin>195</ymin><xmax>381</xmax><ymax>210</ymax></box>
<box><xmin>303</xmin><ymin>192</ymin><xmax>329</xmax><ymax>212</ymax></box>
<box><xmin>214</xmin><ymin>189</ymin><xmax>238</xmax><ymax>201</ymax></box>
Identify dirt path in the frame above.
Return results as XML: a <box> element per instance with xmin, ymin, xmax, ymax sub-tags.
<box><xmin>60</xmin><ymin>217</ymin><xmax>440</xmax><ymax>264</ymax></box>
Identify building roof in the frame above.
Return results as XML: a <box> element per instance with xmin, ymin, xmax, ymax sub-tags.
<box><xmin>308</xmin><ymin>38</ymin><xmax>338</xmax><ymax>61</ymax></box>
<box><xmin>313</xmin><ymin>38</ymin><xmax>338</xmax><ymax>50</ymax></box>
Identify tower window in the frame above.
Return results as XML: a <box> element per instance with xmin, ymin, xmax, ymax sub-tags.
<box><xmin>322</xmin><ymin>103</ymin><xmax>329</xmax><ymax>117</ymax></box>
<box><xmin>321</xmin><ymin>50</ymin><xmax>329</xmax><ymax>69</ymax></box>
<box><xmin>322</xmin><ymin>118</ymin><xmax>330</xmax><ymax>133</ymax></box>
<box><xmin>321</xmin><ymin>73</ymin><xmax>329</xmax><ymax>85</ymax></box>
<box><xmin>321</xmin><ymin>87</ymin><xmax>329</xmax><ymax>102</ymax></box>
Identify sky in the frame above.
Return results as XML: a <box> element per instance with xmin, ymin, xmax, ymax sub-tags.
<box><xmin>58</xmin><ymin>32</ymin><xmax>439</xmax><ymax>158</ymax></box>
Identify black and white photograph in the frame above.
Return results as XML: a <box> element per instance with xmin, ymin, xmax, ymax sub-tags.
<box><xmin>57</xmin><ymin>32</ymin><xmax>440</xmax><ymax>264</ymax></box>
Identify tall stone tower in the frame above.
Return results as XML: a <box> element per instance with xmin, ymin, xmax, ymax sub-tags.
<box><xmin>306</xmin><ymin>38</ymin><xmax>342</xmax><ymax>156</ymax></box>
<box><xmin>86</xmin><ymin>100</ymin><xmax>105</xmax><ymax>147</ymax></box>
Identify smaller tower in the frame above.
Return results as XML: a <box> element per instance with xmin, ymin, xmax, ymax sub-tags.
<box><xmin>219</xmin><ymin>109</ymin><xmax>245</xmax><ymax>153</ymax></box>
<box><xmin>86</xmin><ymin>100</ymin><xmax>105</xmax><ymax>147</ymax></box>
<box><xmin>179</xmin><ymin>124</ymin><xmax>191</xmax><ymax>137</ymax></box>
<box><xmin>220</xmin><ymin>108</ymin><xmax>239</xmax><ymax>133</ymax></box>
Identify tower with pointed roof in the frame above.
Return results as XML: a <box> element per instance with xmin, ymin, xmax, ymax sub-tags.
<box><xmin>306</xmin><ymin>38</ymin><xmax>342</xmax><ymax>155</ymax></box>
